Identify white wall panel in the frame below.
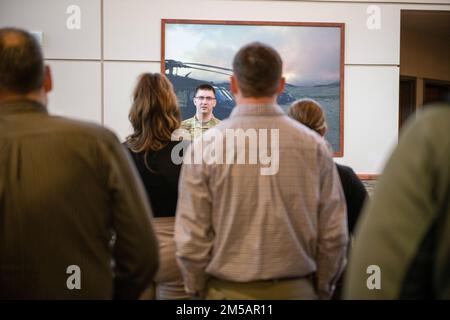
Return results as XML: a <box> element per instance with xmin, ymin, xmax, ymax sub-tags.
<box><xmin>103</xmin><ymin>0</ymin><xmax>159</xmax><ymax>61</ymax></box>
<box><xmin>47</xmin><ymin>61</ymin><xmax>101</xmax><ymax>123</ymax></box>
<box><xmin>334</xmin><ymin>65</ymin><xmax>399</xmax><ymax>174</ymax></box>
<box><xmin>0</xmin><ymin>0</ymin><xmax>100</xmax><ymax>59</ymax></box>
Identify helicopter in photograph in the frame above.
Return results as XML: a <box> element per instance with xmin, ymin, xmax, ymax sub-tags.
<box><xmin>164</xmin><ymin>59</ymin><xmax>296</xmax><ymax>120</ymax></box>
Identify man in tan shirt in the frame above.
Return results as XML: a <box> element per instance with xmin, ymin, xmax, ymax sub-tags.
<box><xmin>175</xmin><ymin>42</ymin><xmax>348</xmax><ymax>299</ymax></box>
<box><xmin>0</xmin><ymin>28</ymin><xmax>159</xmax><ymax>299</ymax></box>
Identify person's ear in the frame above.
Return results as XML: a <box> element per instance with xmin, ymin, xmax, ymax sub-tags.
<box><xmin>277</xmin><ymin>77</ymin><xmax>286</xmax><ymax>94</ymax></box>
<box><xmin>230</xmin><ymin>75</ymin><xmax>239</xmax><ymax>96</ymax></box>
<box><xmin>44</xmin><ymin>65</ymin><xmax>52</xmax><ymax>93</ymax></box>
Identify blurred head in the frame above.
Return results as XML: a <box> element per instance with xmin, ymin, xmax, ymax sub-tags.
<box><xmin>231</xmin><ymin>42</ymin><xmax>283</xmax><ymax>98</ymax></box>
<box><xmin>288</xmin><ymin>98</ymin><xmax>327</xmax><ymax>136</ymax></box>
<box><xmin>193</xmin><ymin>84</ymin><xmax>216</xmax><ymax>119</ymax></box>
<box><xmin>127</xmin><ymin>73</ymin><xmax>181</xmax><ymax>156</ymax></box>
<box><xmin>0</xmin><ymin>27</ymin><xmax>52</xmax><ymax>103</ymax></box>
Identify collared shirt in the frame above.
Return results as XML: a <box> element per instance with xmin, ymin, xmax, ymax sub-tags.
<box><xmin>181</xmin><ymin>115</ymin><xmax>221</xmax><ymax>140</ymax></box>
<box><xmin>0</xmin><ymin>100</ymin><xmax>158</xmax><ymax>299</ymax></box>
<box><xmin>175</xmin><ymin>103</ymin><xmax>348</xmax><ymax>299</ymax></box>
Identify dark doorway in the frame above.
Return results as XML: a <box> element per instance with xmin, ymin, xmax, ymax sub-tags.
<box><xmin>424</xmin><ymin>79</ymin><xmax>450</xmax><ymax>105</ymax></box>
<box><xmin>399</xmin><ymin>77</ymin><xmax>416</xmax><ymax>130</ymax></box>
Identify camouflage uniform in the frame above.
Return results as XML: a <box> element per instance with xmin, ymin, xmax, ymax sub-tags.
<box><xmin>181</xmin><ymin>116</ymin><xmax>221</xmax><ymax>140</ymax></box>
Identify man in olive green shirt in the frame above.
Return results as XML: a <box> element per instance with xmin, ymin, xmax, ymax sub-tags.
<box><xmin>181</xmin><ymin>84</ymin><xmax>221</xmax><ymax>140</ymax></box>
<box><xmin>0</xmin><ymin>28</ymin><xmax>159</xmax><ymax>299</ymax></box>
<box><xmin>344</xmin><ymin>102</ymin><xmax>450</xmax><ymax>299</ymax></box>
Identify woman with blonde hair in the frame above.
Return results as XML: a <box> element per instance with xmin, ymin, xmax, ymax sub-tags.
<box><xmin>288</xmin><ymin>99</ymin><xmax>367</xmax><ymax>235</ymax></box>
<box><xmin>125</xmin><ymin>73</ymin><xmax>189</xmax><ymax>300</ymax></box>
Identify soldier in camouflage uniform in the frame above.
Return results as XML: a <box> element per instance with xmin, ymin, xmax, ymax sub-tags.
<box><xmin>181</xmin><ymin>84</ymin><xmax>221</xmax><ymax>140</ymax></box>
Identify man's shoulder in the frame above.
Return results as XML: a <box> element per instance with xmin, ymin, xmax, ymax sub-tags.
<box><xmin>284</xmin><ymin>116</ymin><xmax>328</xmax><ymax>145</ymax></box>
<box><xmin>412</xmin><ymin>103</ymin><xmax>450</xmax><ymax>141</ymax></box>
<box><xmin>181</xmin><ymin>117</ymin><xmax>195</xmax><ymax>128</ymax></box>
<box><xmin>47</xmin><ymin>115</ymin><xmax>120</xmax><ymax>144</ymax></box>
<box><xmin>336</xmin><ymin>163</ymin><xmax>355</xmax><ymax>175</ymax></box>
<box><xmin>211</xmin><ymin>116</ymin><xmax>221</xmax><ymax>125</ymax></box>
<box><xmin>336</xmin><ymin>163</ymin><xmax>360</xmax><ymax>185</ymax></box>
<box><xmin>182</xmin><ymin>116</ymin><xmax>196</xmax><ymax>123</ymax></box>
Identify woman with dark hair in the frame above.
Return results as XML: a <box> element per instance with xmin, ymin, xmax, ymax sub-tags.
<box><xmin>125</xmin><ymin>73</ymin><xmax>189</xmax><ymax>300</ymax></box>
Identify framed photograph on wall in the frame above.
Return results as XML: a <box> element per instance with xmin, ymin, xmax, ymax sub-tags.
<box><xmin>161</xmin><ymin>19</ymin><xmax>345</xmax><ymax>156</ymax></box>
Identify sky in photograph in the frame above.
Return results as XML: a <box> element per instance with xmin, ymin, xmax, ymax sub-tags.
<box><xmin>165</xmin><ymin>23</ymin><xmax>341</xmax><ymax>86</ymax></box>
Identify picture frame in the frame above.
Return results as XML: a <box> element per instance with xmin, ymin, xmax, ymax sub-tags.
<box><xmin>161</xmin><ymin>19</ymin><xmax>345</xmax><ymax>156</ymax></box>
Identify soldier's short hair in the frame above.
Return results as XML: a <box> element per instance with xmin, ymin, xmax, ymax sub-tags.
<box><xmin>194</xmin><ymin>84</ymin><xmax>216</xmax><ymax>97</ymax></box>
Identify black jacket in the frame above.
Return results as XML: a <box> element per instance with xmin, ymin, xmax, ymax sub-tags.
<box><xmin>336</xmin><ymin>164</ymin><xmax>368</xmax><ymax>234</ymax></box>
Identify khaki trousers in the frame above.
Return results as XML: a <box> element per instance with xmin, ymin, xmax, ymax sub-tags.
<box><xmin>140</xmin><ymin>217</ymin><xmax>189</xmax><ymax>300</ymax></box>
<box><xmin>205</xmin><ymin>276</ymin><xmax>318</xmax><ymax>300</ymax></box>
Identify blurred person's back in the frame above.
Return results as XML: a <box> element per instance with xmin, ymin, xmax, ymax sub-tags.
<box><xmin>0</xmin><ymin>28</ymin><xmax>158</xmax><ymax>299</ymax></box>
<box><xmin>344</xmin><ymin>102</ymin><xmax>450</xmax><ymax>299</ymax></box>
